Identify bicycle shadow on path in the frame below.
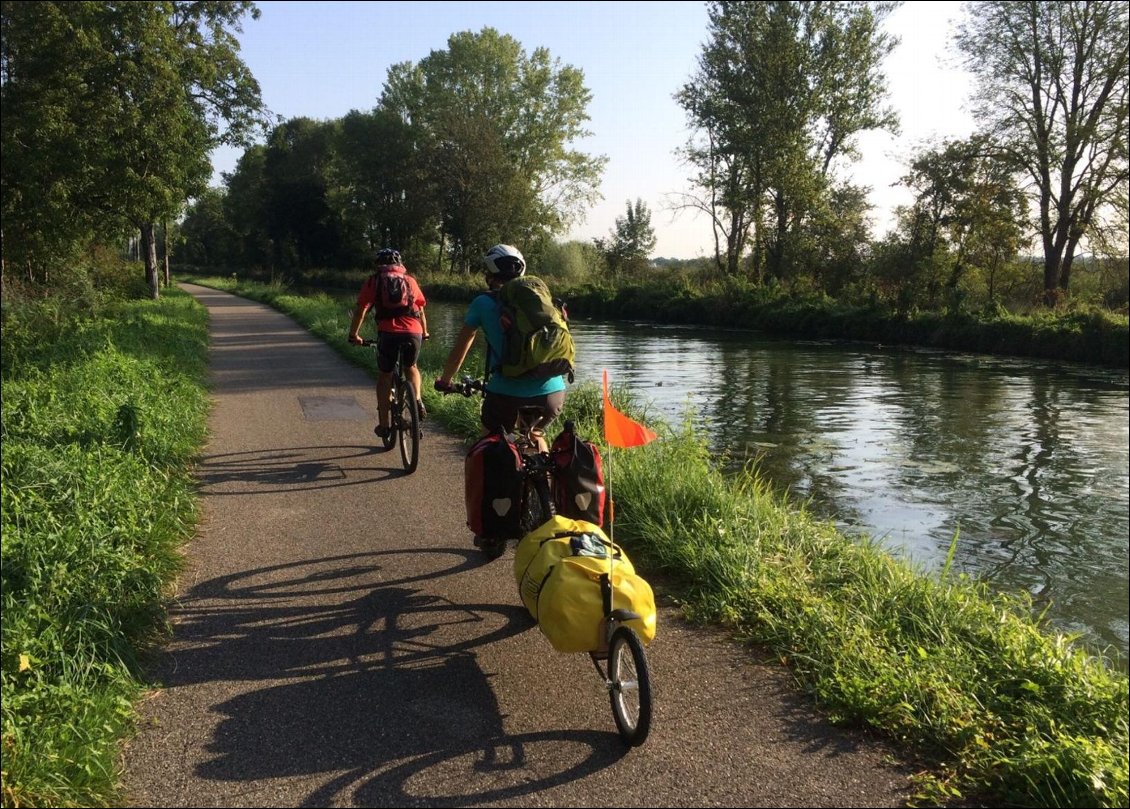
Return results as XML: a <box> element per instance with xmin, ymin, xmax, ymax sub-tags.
<box><xmin>142</xmin><ymin>551</ymin><xmax>629</xmax><ymax>806</ymax></box>
<box><xmin>194</xmin><ymin>444</ymin><xmax>414</xmax><ymax>494</ymax></box>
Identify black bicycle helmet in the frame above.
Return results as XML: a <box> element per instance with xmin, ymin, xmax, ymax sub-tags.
<box><xmin>375</xmin><ymin>247</ymin><xmax>401</xmax><ymax>266</ymax></box>
<box><xmin>483</xmin><ymin>244</ymin><xmax>526</xmax><ymax>279</ymax></box>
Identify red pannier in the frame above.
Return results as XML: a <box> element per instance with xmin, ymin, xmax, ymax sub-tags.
<box><xmin>465</xmin><ymin>430</ymin><xmax>524</xmax><ymax>539</ymax></box>
<box><xmin>550</xmin><ymin>421</ymin><xmax>606</xmax><ymax>526</ymax></box>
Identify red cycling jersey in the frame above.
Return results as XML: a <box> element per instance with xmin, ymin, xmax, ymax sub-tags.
<box><xmin>356</xmin><ymin>267</ymin><xmax>427</xmax><ymax>335</ymax></box>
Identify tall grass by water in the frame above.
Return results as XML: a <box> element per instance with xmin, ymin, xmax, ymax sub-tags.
<box><xmin>195</xmin><ymin>276</ymin><xmax>1128</xmax><ymax>808</ymax></box>
<box><xmin>421</xmin><ymin>270</ymin><xmax>1130</xmax><ymax>369</ymax></box>
<box><xmin>1</xmin><ymin>288</ymin><xmax>211</xmax><ymax>807</ymax></box>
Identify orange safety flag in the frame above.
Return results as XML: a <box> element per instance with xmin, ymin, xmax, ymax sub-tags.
<box><xmin>602</xmin><ymin>370</ymin><xmax>657</xmax><ymax>449</ymax></box>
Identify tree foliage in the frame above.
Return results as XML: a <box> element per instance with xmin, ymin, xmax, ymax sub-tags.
<box><xmin>1</xmin><ymin>0</ymin><xmax>265</xmax><ymax>296</ymax></box>
<box><xmin>336</xmin><ymin>108</ymin><xmax>433</xmax><ymax>259</ymax></box>
<box><xmin>595</xmin><ymin>198</ymin><xmax>658</xmax><ymax>273</ymax></box>
<box><xmin>887</xmin><ymin>135</ymin><xmax>1029</xmax><ymax>309</ymax></box>
<box><xmin>675</xmin><ymin>1</ymin><xmax>899</xmax><ymax>279</ymax></box>
<box><xmin>380</xmin><ymin>27</ymin><xmax>605</xmax><ymax>270</ymax></box>
<box><xmin>956</xmin><ymin>0</ymin><xmax>1129</xmax><ymax>306</ymax></box>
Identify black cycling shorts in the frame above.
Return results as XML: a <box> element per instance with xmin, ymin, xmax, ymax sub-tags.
<box><xmin>376</xmin><ymin>333</ymin><xmax>421</xmax><ymax>373</ymax></box>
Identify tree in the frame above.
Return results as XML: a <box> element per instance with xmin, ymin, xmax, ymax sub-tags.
<box><xmin>335</xmin><ymin>108</ymin><xmax>434</xmax><ymax>261</ymax></box>
<box><xmin>261</xmin><ymin>117</ymin><xmax>342</xmax><ymax>271</ymax></box>
<box><xmin>380</xmin><ymin>28</ymin><xmax>605</xmax><ymax>270</ymax></box>
<box><xmin>675</xmin><ymin>1</ymin><xmax>899</xmax><ymax>279</ymax></box>
<box><xmin>956</xmin><ymin>0</ymin><xmax>1129</xmax><ymax>307</ymax></box>
<box><xmin>1</xmin><ymin>1</ymin><xmax>265</xmax><ymax>297</ymax></box>
<box><xmin>222</xmin><ymin>144</ymin><xmax>272</xmax><ymax>269</ymax></box>
<box><xmin>595</xmin><ymin>198</ymin><xmax>657</xmax><ymax>273</ymax></box>
<box><xmin>898</xmin><ymin>135</ymin><xmax>1028</xmax><ymax>308</ymax></box>
<box><xmin>179</xmin><ymin>187</ymin><xmax>237</xmax><ymax>267</ymax></box>
<box><xmin>798</xmin><ymin>182</ymin><xmax>872</xmax><ymax>296</ymax></box>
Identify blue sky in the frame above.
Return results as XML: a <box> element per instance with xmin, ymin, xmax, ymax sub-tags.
<box><xmin>211</xmin><ymin>1</ymin><xmax>975</xmax><ymax>259</ymax></box>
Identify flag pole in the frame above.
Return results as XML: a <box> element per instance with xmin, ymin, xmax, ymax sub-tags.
<box><xmin>601</xmin><ymin>367</ymin><xmax>657</xmax><ymax>614</ymax></box>
<box><xmin>604</xmin><ymin>370</ymin><xmax>615</xmax><ymax>607</ymax></box>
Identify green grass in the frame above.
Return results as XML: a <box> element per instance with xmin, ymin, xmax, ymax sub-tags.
<box><xmin>191</xmin><ymin>275</ymin><xmax>1128</xmax><ymax>808</ymax></box>
<box><xmin>1</xmin><ymin>289</ymin><xmax>211</xmax><ymax>808</ymax></box>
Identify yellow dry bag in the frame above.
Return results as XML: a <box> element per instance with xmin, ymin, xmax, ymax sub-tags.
<box><xmin>513</xmin><ymin>515</ymin><xmax>657</xmax><ymax>653</ymax></box>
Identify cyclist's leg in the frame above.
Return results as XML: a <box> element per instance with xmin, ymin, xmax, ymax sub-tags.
<box><xmin>532</xmin><ymin>390</ymin><xmax>565</xmax><ymax>432</ymax></box>
<box><xmin>398</xmin><ymin>335</ymin><xmax>425</xmax><ymax>420</ymax></box>
<box><xmin>479</xmin><ymin>392</ymin><xmax>518</xmax><ymax>434</ymax></box>
<box><xmin>375</xmin><ymin>372</ymin><xmax>394</xmax><ymax>434</ymax></box>
<box><xmin>375</xmin><ymin>335</ymin><xmax>400</xmax><ymax>435</ymax></box>
<box><xmin>529</xmin><ymin>391</ymin><xmax>565</xmax><ymax>451</ymax></box>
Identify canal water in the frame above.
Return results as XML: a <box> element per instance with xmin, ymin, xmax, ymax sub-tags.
<box><xmin>419</xmin><ymin>300</ymin><xmax>1129</xmax><ymax>663</ymax></box>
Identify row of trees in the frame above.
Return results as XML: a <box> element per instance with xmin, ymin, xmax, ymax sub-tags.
<box><xmin>677</xmin><ymin>0</ymin><xmax>1128</xmax><ymax>307</ymax></box>
<box><xmin>4</xmin><ymin>2</ymin><xmax>1126</xmax><ymax>312</ymax></box>
<box><xmin>2</xmin><ymin>1</ymin><xmax>267</xmax><ymax>298</ymax></box>
<box><xmin>178</xmin><ymin>27</ymin><xmax>604</xmax><ymax>275</ymax></box>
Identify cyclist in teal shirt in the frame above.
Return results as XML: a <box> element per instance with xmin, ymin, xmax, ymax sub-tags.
<box><xmin>435</xmin><ymin>244</ymin><xmax>566</xmax><ymax>434</ymax></box>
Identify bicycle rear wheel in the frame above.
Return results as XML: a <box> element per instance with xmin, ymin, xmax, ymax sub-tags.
<box><xmin>398</xmin><ymin>379</ymin><xmax>420</xmax><ymax>473</ymax></box>
<box><xmin>608</xmin><ymin>626</ymin><xmax>652</xmax><ymax>746</ymax></box>
<box><xmin>518</xmin><ymin>475</ymin><xmax>551</xmax><ymax>535</ymax></box>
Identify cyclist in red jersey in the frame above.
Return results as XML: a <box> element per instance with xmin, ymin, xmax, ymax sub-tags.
<box><xmin>348</xmin><ymin>248</ymin><xmax>430</xmax><ymax>439</ymax></box>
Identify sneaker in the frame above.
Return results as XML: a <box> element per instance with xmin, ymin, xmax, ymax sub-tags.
<box><xmin>374</xmin><ymin>424</ymin><xmax>390</xmax><ymax>439</ymax></box>
<box><xmin>416</xmin><ymin>400</ymin><xmax>427</xmax><ymax>422</ymax></box>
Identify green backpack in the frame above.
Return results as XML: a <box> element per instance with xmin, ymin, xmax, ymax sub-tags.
<box><xmin>496</xmin><ymin>276</ymin><xmax>575</xmax><ymax>381</ymax></box>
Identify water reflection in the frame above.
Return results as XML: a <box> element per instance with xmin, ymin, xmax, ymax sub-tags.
<box><xmin>425</xmin><ymin>301</ymin><xmax>1129</xmax><ymax>663</ymax></box>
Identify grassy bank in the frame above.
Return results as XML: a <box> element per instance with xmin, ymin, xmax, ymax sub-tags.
<box><xmin>1</xmin><ymin>288</ymin><xmax>211</xmax><ymax>807</ymax></box>
<box><xmin>188</xmin><ymin>276</ymin><xmax>1128</xmax><ymax>808</ymax></box>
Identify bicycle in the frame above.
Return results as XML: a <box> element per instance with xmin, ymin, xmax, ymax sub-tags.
<box><xmin>363</xmin><ymin>339</ymin><xmax>420</xmax><ymax>474</ymax></box>
<box><xmin>439</xmin><ymin>375</ymin><xmax>653</xmax><ymax>746</ymax></box>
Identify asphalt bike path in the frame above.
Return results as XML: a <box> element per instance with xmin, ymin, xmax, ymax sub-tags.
<box><xmin>120</xmin><ymin>283</ymin><xmax>915</xmax><ymax>807</ymax></box>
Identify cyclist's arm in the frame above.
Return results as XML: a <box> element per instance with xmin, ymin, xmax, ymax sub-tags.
<box><xmin>419</xmin><ymin>308</ymin><xmax>430</xmax><ymax>340</ymax></box>
<box><xmin>438</xmin><ymin>324</ymin><xmax>477</xmax><ymax>385</ymax></box>
<box><xmin>348</xmin><ymin>303</ymin><xmax>370</xmax><ymax>344</ymax></box>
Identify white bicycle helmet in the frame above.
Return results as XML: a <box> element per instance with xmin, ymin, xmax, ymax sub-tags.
<box><xmin>483</xmin><ymin>244</ymin><xmax>526</xmax><ymax>279</ymax></box>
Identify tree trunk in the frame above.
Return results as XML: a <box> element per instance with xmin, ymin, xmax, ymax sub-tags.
<box><xmin>1042</xmin><ymin>255</ymin><xmax>1060</xmax><ymax>308</ymax></box>
<box><xmin>141</xmin><ymin>222</ymin><xmax>160</xmax><ymax>300</ymax></box>
<box><xmin>163</xmin><ymin>218</ymin><xmax>171</xmax><ymax>288</ymax></box>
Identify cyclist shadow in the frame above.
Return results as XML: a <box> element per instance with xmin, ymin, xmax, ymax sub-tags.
<box><xmin>156</xmin><ymin>551</ymin><xmax>626</xmax><ymax>804</ymax></box>
<box><xmin>194</xmin><ymin>444</ymin><xmax>416</xmax><ymax>494</ymax></box>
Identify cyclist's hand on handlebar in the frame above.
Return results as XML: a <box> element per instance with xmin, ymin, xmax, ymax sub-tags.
<box><xmin>348</xmin><ymin>333</ymin><xmax>364</xmax><ymax>346</ymax></box>
<box><xmin>434</xmin><ymin>377</ymin><xmax>452</xmax><ymax>393</ymax></box>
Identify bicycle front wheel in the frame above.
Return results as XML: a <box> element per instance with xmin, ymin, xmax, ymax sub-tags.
<box><xmin>398</xmin><ymin>379</ymin><xmax>420</xmax><ymax>473</ymax></box>
<box><xmin>608</xmin><ymin>626</ymin><xmax>652</xmax><ymax>746</ymax></box>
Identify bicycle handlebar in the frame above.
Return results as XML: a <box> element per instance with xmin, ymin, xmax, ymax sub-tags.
<box><xmin>435</xmin><ymin>376</ymin><xmax>484</xmax><ymax>397</ymax></box>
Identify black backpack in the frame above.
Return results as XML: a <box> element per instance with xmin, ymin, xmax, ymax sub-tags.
<box><xmin>373</xmin><ymin>268</ymin><xmax>418</xmax><ymax>319</ymax></box>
